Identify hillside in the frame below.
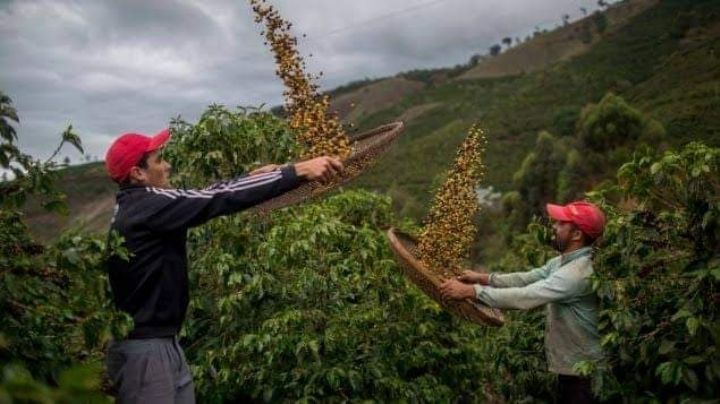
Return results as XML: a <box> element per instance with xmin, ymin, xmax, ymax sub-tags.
<box><xmin>458</xmin><ymin>0</ymin><xmax>658</xmax><ymax>80</ymax></box>
<box><xmin>350</xmin><ymin>0</ymin><xmax>720</xmax><ymax>217</ymax></box>
<box><xmin>22</xmin><ymin>0</ymin><xmax>720</xmax><ymax>239</ymax></box>
<box><xmin>23</xmin><ymin>162</ymin><xmax>116</xmax><ymax>242</ymax></box>
<box><xmin>329</xmin><ymin>77</ymin><xmax>426</xmax><ymax>122</ymax></box>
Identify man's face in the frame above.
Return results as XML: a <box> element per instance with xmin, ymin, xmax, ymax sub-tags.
<box><xmin>551</xmin><ymin>220</ymin><xmax>580</xmax><ymax>253</ymax></box>
<box><xmin>134</xmin><ymin>150</ymin><xmax>171</xmax><ymax>188</ymax></box>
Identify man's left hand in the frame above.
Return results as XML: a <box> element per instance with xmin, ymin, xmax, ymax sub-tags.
<box><xmin>249</xmin><ymin>164</ymin><xmax>281</xmax><ymax>176</ymax></box>
<box><xmin>439</xmin><ymin>278</ymin><xmax>476</xmax><ymax>301</ymax></box>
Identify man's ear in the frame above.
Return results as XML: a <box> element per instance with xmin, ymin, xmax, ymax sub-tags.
<box><xmin>127</xmin><ymin>166</ymin><xmax>147</xmax><ymax>184</ymax></box>
<box><xmin>571</xmin><ymin>227</ymin><xmax>584</xmax><ymax>242</ymax></box>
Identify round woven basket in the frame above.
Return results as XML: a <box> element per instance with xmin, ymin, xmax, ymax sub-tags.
<box><xmin>250</xmin><ymin>121</ymin><xmax>405</xmax><ymax>215</ymax></box>
<box><xmin>386</xmin><ymin>228</ymin><xmax>504</xmax><ymax>326</ymax></box>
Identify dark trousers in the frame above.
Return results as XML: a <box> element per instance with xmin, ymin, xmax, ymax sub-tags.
<box><xmin>557</xmin><ymin>374</ymin><xmax>594</xmax><ymax>404</ymax></box>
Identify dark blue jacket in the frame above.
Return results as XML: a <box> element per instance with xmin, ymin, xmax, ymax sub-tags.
<box><xmin>107</xmin><ymin>166</ymin><xmax>301</xmax><ymax>338</ymax></box>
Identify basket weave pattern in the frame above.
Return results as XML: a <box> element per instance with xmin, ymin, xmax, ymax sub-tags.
<box><xmin>250</xmin><ymin>121</ymin><xmax>404</xmax><ymax>215</ymax></box>
<box><xmin>387</xmin><ymin>228</ymin><xmax>504</xmax><ymax>326</ymax></box>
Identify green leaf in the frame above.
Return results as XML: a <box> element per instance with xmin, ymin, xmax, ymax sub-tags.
<box><xmin>58</xmin><ymin>365</ymin><xmax>102</xmax><ymax>391</ymax></box>
<box><xmin>682</xmin><ymin>368</ymin><xmax>699</xmax><ymax>391</ymax></box>
<box><xmin>63</xmin><ymin>248</ymin><xmax>80</xmax><ymax>265</ymax></box>
<box><xmin>656</xmin><ymin>361</ymin><xmax>676</xmax><ymax>385</ymax></box>
<box><xmin>671</xmin><ymin>309</ymin><xmax>692</xmax><ymax>322</ymax></box>
<box><xmin>684</xmin><ymin>356</ymin><xmax>704</xmax><ymax>366</ymax></box>
<box><xmin>42</xmin><ymin>199</ymin><xmax>68</xmax><ymax>215</ymax></box>
<box><xmin>658</xmin><ymin>340</ymin><xmax>675</xmax><ymax>355</ymax></box>
<box><xmin>61</xmin><ymin>125</ymin><xmax>84</xmax><ymax>154</ymax></box>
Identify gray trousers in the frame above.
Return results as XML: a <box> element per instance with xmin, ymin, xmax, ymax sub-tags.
<box><xmin>106</xmin><ymin>337</ymin><xmax>195</xmax><ymax>404</ymax></box>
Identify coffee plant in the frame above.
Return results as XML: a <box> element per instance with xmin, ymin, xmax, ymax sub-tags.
<box><xmin>0</xmin><ymin>91</ymin><xmax>131</xmax><ymax>402</ymax></box>
<box><xmin>2</xmin><ymin>88</ymin><xmax>716</xmax><ymax>402</ymax></box>
<box><xmin>162</xmin><ymin>107</ymin><xmax>509</xmax><ymax>402</ymax></box>
<box><xmin>582</xmin><ymin>142</ymin><xmax>719</xmax><ymax>401</ymax></box>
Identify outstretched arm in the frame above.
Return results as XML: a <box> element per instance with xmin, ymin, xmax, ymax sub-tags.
<box><xmin>140</xmin><ymin>156</ymin><xmax>343</xmax><ymax>232</ymax></box>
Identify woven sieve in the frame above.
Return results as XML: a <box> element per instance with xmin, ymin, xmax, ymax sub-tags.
<box><xmin>250</xmin><ymin>121</ymin><xmax>404</xmax><ymax>215</ymax></box>
<box><xmin>387</xmin><ymin>228</ymin><xmax>504</xmax><ymax>326</ymax></box>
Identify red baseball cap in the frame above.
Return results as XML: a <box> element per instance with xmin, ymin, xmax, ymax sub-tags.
<box><xmin>546</xmin><ymin>200</ymin><xmax>606</xmax><ymax>239</ymax></box>
<box><xmin>105</xmin><ymin>129</ymin><xmax>171</xmax><ymax>182</ymax></box>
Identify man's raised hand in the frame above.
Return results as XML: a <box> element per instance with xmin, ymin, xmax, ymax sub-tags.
<box><xmin>439</xmin><ymin>278</ymin><xmax>476</xmax><ymax>301</ymax></box>
<box><xmin>294</xmin><ymin>156</ymin><xmax>343</xmax><ymax>183</ymax></box>
<box><xmin>457</xmin><ymin>270</ymin><xmax>490</xmax><ymax>285</ymax></box>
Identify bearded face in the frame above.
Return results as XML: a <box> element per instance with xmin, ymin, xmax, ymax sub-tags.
<box><xmin>551</xmin><ymin>221</ymin><xmax>581</xmax><ymax>253</ymax></box>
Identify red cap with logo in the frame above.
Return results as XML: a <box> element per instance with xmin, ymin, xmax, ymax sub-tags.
<box><xmin>105</xmin><ymin>129</ymin><xmax>171</xmax><ymax>182</ymax></box>
<box><xmin>546</xmin><ymin>200</ymin><xmax>606</xmax><ymax>240</ymax></box>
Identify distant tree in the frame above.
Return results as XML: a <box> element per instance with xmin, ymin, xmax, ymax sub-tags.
<box><xmin>468</xmin><ymin>53</ymin><xmax>483</xmax><ymax>66</ymax></box>
<box><xmin>593</xmin><ymin>12</ymin><xmax>608</xmax><ymax>33</ymax></box>
<box><xmin>597</xmin><ymin>0</ymin><xmax>608</xmax><ymax>8</ymax></box>
<box><xmin>562</xmin><ymin>14</ymin><xmax>570</xmax><ymax>26</ymax></box>
<box><xmin>1</xmin><ymin>91</ymin><xmax>18</xmax><ymax>144</ymax></box>
<box><xmin>578</xmin><ymin>93</ymin><xmax>665</xmax><ymax>153</ymax></box>
<box><xmin>670</xmin><ymin>10</ymin><xmax>698</xmax><ymax>39</ymax></box>
<box><xmin>503</xmin><ymin>131</ymin><xmax>570</xmax><ymax>230</ymax></box>
<box><xmin>63</xmin><ymin>156</ymin><xmax>70</xmax><ymax>166</ymax></box>
<box><xmin>1</xmin><ymin>172</ymin><xmax>7</xmax><ymax>182</ymax></box>
<box><xmin>580</xmin><ymin>7</ymin><xmax>587</xmax><ymax>16</ymax></box>
<box><xmin>489</xmin><ymin>44</ymin><xmax>502</xmax><ymax>56</ymax></box>
<box><xmin>552</xmin><ymin>106</ymin><xmax>582</xmax><ymax>137</ymax></box>
<box><xmin>501</xmin><ymin>37</ymin><xmax>513</xmax><ymax>48</ymax></box>
<box><xmin>580</xmin><ymin>23</ymin><xmax>594</xmax><ymax>44</ymax></box>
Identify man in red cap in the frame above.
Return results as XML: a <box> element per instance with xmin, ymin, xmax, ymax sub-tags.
<box><xmin>440</xmin><ymin>200</ymin><xmax>606</xmax><ymax>403</ymax></box>
<box><xmin>103</xmin><ymin>128</ymin><xmax>342</xmax><ymax>403</ymax></box>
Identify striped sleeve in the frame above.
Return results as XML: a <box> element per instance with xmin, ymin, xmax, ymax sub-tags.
<box><xmin>141</xmin><ymin>165</ymin><xmax>301</xmax><ymax>232</ymax></box>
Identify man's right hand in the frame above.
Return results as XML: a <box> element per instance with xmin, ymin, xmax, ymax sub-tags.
<box><xmin>457</xmin><ymin>270</ymin><xmax>490</xmax><ymax>285</ymax></box>
<box><xmin>294</xmin><ymin>156</ymin><xmax>343</xmax><ymax>183</ymax></box>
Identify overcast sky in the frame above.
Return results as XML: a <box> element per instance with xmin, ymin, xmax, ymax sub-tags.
<box><xmin>0</xmin><ymin>0</ymin><xmax>607</xmax><ymax>163</ymax></box>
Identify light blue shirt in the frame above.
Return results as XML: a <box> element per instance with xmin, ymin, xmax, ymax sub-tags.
<box><xmin>474</xmin><ymin>247</ymin><xmax>602</xmax><ymax>375</ymax></box>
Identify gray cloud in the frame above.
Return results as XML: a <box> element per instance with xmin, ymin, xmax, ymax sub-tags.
<box><xmin>1</xmin><ymin>0</ymin><xmax>604</xmax><ymax>163</ymax></box>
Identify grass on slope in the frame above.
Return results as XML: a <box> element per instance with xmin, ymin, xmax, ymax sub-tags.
<box><xmin>351</xmin><ymin>0</ymin><xmax>720</xmax><ymax>220</ymax></box>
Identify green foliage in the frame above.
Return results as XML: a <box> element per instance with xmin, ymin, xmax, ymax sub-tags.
<box><xmin>166</xmin><ymin>104</ymin><xmax>302</xmax><ymax>188</ymax></box>
<box><xmin>488</xmin><ymin>142</ymin><xmax>720</xmax><ymax>402</ymax></box>
<box><xmin>353</xmin><ymin>0</ymin><xmax>720</xmax><ymax>217</ymax></box>
<box><xmin>583</xmin><ymin>142</ymin><xmax>719</xmax><ymax>401</ymax></box>
<box><xmin>162</xmin><ymin>109</ymin><xmax>499</xmax><ymax>402</ymax></box>
<box><xmin>504</xmin><ymin>131</ymin><xmax>572</xmax><ymax>231</ymax></box>
<box><xmin>0</xmin><ymin>92</ymin><xmax>130</xmax><ymax>401</ymax></box>
<box><xmin>506</xmin><ymin>94</ymin><xmax>668</xmax><ymax>232</ymax></box>
<box><xmin>556</xmin><ymin>148</ymin><xmax>585</xmax><ymax>203</ymax></box>
<box><xmin>592</xmin><ymin>12</ymin><xmax>608</xmax><ymax>34</ymax></box>
<box><xmin>578</xmin><ymin>92</ymin><xmax>646</xmax><ymax>152</ymax></box>
<box><xmin>0</xmin><ymin>364</ymin><xmax>110</xmax><ymax>404</ymax></box>
<box><xmin>182</xmin><ymin>191</ymin><xmax>505</xmax><ymax>402</ymax></box>
<box><xmin>0</xmin><ymin>91</ymin><xmax>83</xmax><ymax>214</ymax></box>
<box><xmin>551</xmin><ymin>105</ymin><xmax>581</xmax><ymax>137</ymax></box>
<box><xmin>398</xmin><ymin>64</ymin><xmax>470</xmax><ymax>85</ymax></box>
<box><xmin>1</xmin><ymin>227</ymin><xmax>131</xmax><ymax>379</ymax></box>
